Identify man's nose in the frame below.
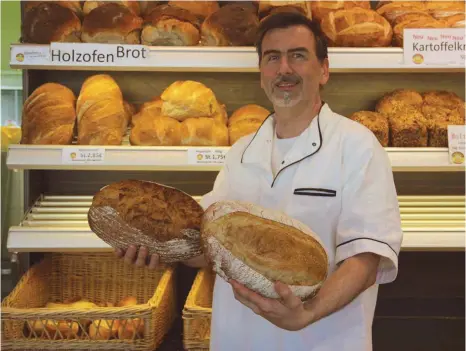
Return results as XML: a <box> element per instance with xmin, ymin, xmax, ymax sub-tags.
<box><xmin>278</xmin><ymin>57</ymin><xmax>293</xmax><ymax>75</ymax></box>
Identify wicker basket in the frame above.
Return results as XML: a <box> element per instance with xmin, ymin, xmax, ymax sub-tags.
<box><xmin>182</xmin><ymin>268</ymin><xmax>215</xmax><ymax>351</ymax></box>
<box><xmin>1</xmin><ymin>252</ymin><xmax>177</xmax><ymax>350</ymax></box>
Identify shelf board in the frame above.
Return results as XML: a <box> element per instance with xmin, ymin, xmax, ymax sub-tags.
<box><xmin>6</xmin><ymin>195</ymin><xmax>465</xmax><ymax>252</ymax></box>
<box><xmin>10</xmin><ymin>45</ymin><xmax>465</xmax><ymax>73</ymax></box>
<box><xmin>7</xmin><ymin>145</ymin><xmax>464</xmax><ymax>172</ymax></box>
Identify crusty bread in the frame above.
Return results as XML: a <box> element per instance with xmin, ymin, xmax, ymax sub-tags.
<box><xmin>201</xmin><ymin>4</ymin><xmax>259</xmax><ymax>46</ymax></box>
<box><xmin>311</xmin><ymin>1</ymin><xmax>370</xmax><ymax>22</ymax></box>
<box><xmin>22</xmin><ymin>2</ymin><xmax>81</xmax><ymax>44</ymax></box>
<box><xmin>77</xmin><ymin>74</ymin><xmax>127</xmax><ymax>145</ymax></box>
<box><xmin>375</xmin><ymin>89</ymin><xmax>424</xmax><ymax>116</ymax></box>
<box><xmin>442</xmin><ymin>13</ymin><xmax>465</xmax><ymax>27</ymax></box>
<box><xmin>88</xmin><ymin>180</ymin><xmax>204</xmax><ymax>263</ymax></box>
<box><xmin>258</xmin><ymin>1</ymin><xmax>311</xmax><ymax>19</ymax></box>
<box><xmin>422</xmin><ymin>90</ymin><xmax>465</xmax><ymax>114</ymax></box>
<box><xmin>169</xmin><ymin>0</ymin><xmax>219</xmax><ymax>20</ymax></box>
<box><xmin>81</xmin><ymin>3</ymin><xmax>143</xmax><ymax>44</ymax></box>
<box><xmin>24</xmin><ymin>1</ymin><xmax>83</xmax><ymax>16</ymax></box>
<box><xmin>201</xmin><ymin>200</ymin><xmax>328</xmax><ymax>300</ymax></box>
<box><xmin>139</xmin><ymin>0</ymin><xmax>163</xmax><ymax>16</ymax></box>
<box><xmin>180</xmin><ymin>118</ymin><xmax>229</xmax><ymax>146</ymax></box>
<box><xmin>21</xmin><ymin>83</ymin><xmax>77</xmax><ymax>145</ymax></box>
<box><xmin>349</xmin><ymin>111</ymin><xmax>389</xmax><ymax>147</ymax></box>
<box><xmin>392</xmin><ymin>14</ymin><xmax>444</xmax><ymax>46</ymax></box>
<box><xmin>130</xmin><ymin>113</ymin><xmax>182</xmax><ymax>146</ymax></box>
<box><xmin>388</xmin><ymin>108</ymin><xmax>428</xmax><ymax>147</ymax></box>
<box><xmin>376</xmin><ymin>1</ymin><xmax>427</xmax><ymax>24</ymax></box>
<box><xmin>321</xmin><ymin>8</ymin><xmax>393</xmax><ymax>47</ymax></box>
<box><xmin>141</xmin><ymin>4</ymin><xmax>201</xmax><ymax>46</ymax></box>
<box><xmin>424</xmin><ymin>0</ymin><xmax>465</xmax><ymax>19</ymax></box>
<box><xmin>83</xmin><ymin>1</ymin><xmax>141</xmax><ymax>15</ymax></box>
<box><xmin>161</xmin><ymin>81</ymin><xmax>219</xmax><ymax>120</ymax></box>
<box><xmin>228</xmin><ymin>104</ymin><xmax>270</xmax><ymax>145</ymax></box>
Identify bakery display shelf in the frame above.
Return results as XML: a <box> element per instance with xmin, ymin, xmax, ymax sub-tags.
<box><xmin>6</xmin><ymin>195</ymin><xmax>465</xmax><ymax>252</ymax></box>
<box><xmin>6</xmin><ymin>145</ymin><xmax>464</xmax><ymax>172</ymax></box>
<box><xmin>10</xmin><ymin>45</ymin><xmax>465</xmax><ymax>73</ymax></box>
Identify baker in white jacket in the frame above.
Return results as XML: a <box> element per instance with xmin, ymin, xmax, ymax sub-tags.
<box><xmin>117</xmin><ymin>12</ymin><xmax>403</xmax><ymax>351</ymax></box>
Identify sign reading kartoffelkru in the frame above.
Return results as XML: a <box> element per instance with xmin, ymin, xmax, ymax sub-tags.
<box><xmin>404</xmin><ymin>28</ymin><xmax>465</xmax><ymax>66</ymax></box>
<box><xmin>49</xmin><ymin>43</ymin><xmax>150</xmax><ymax>66</ymax></box>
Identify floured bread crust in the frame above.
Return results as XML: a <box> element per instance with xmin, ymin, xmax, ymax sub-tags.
<box><xmin>201</xmin><ymin>200</ymin><xmax>329</xmax><ymax>300</ymax></box>
<box><xmin>88</xmin><ymin>180</ymin><xmax>204</xmax><ymax>263</ymax></box>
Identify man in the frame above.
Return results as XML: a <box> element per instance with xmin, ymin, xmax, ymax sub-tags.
<box><xmin>117</xmin><ymin>12</ymin><xmax>403</xmax><ymax>351</ymax></box>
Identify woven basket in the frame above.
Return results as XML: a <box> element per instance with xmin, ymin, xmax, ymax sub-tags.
<box><xmin>1</xmin><ymin>252</ymin><xmax>177</xmax><ymax>351</ymax></box>
<box><xmin>182</xmin><ymin>268</ymin><xmax>215</xmax><ymax>351</ymax></box>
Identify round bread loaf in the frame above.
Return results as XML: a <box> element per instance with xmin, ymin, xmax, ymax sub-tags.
<box><xmin>88</xmin><ymin>180</ymin><xmax>204</xmax><ymax>263</ymax></box>
<box><xmin>201</xmin><ymin>200</ymin><xmax>329</xmax><ymax>300</ymax></box>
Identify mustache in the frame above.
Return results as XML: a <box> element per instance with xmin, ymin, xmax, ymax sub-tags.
<box><xmin>274</xmin><ymin>75</ymin><xmax>301</xmax><ymax>85</ymax></box>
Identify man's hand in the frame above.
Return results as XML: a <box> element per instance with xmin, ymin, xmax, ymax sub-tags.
<box><xmin>230</xmin><ymin>280</ymin><xmax>314</xmax><ymax>331</ymax></box>
<box><xmin>115</xmin><ymin>245</ymin><xmax>160</xmax><ymax>269</ymax></box>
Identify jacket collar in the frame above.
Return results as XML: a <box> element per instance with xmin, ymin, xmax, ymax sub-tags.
<box><xmin>241</xmin><ymin>103</ymin><xmax>332</xmax><ymax>170</ymax></box>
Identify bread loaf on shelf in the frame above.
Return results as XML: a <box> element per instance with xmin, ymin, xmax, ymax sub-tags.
<box><xmin>83</xmin><ymin>1</ymin><xmax>141</xmax><ymax>16</ymax></box>
<box><xmin>320</xmin><ymin>8</ymin><xmax>393</xmax><ymax>47</ymax></box>
<box><xmin>228</xmin><ymin>104</ymin><xmax>270</xmax><ymax>145</ymax></box>
<box><xmin>388</xmin><ymin>108</ymin><xmax>428</xmax><ymax>147</ymax></box>
<box><xmin>24</xmin><ymin>1</ymin><xmax>83</xmax><ymax>17</ymax></box>
<box><xmin>258</xmin><ymin>1</ymin><xmax>312</xmax><ymax>19</ymax></box>
<box><xmin>141</xmin><ymin>4</ymin><xmax>201</xmax><ymax>46</ymax></box>
<box><xmin>180</xmin><ymin>117</ymin><xmax>229</xmax><ymax>146</ymax></box>
<box><xmin>21</xmin><ymin>83</ymin><xmax>77</xmax><ymax>145</ymax></box>
<box><xmin>161</xmin><ymin>81</ymin><xmax>220</xmax><ymax>120</ymax></box>
<box><xmin>392</xmin><ymin>13</ymin><xmax>444</xmax><ymax>46</ymax></box>
<box><xmin>375</xmin><ymin>89</ymin><xmax>424</xmax><ymax>116</ymax></box>
<box><xmin>130</xmin><ymin>111</ymin><xmax>182</xmax><ymax>146</ymax></box>
<box><xmin>201</xmin><ymin>4</ymin><xmax>259</xmax><ymax>46</ymax></box>
<box><xmin>77</xmin><ymin>74</ymin><xmax>128</xmax><ymax>145</ymax></box>
<box><xmin>88</xmin><ymin>180</ymin><xmax>204</xmax><ymax>263</ymax></box>
<box><xmin>425</xmin><ymin>0</ymin><xmax>465</xmax><ymax>27</ymax></box>
<box><xmin>81</xmin><ymin>3</ymin><xmax>143</xmax><ymax>44</ymax></box>
<box><xmin>349</xmin><ymin>111</ymin><xmax>389</xmax><ymax>147</ymax></box>
<box><xmin>310</xmin><ymin>1</ymin><xmax>370</xmax><ymax>23</ymax></box>
<box><xmin>201</xmin><ymin>200</ymin><xmax>329</xmax><ymax>300</ymax></box>
<box><xmin>22</xmin><ymin>2</ymin><xmax>82</xmax><ymax>44</ymax></box>
<box><xmin>168</xmin><ymin>0</ymin><xmax>220</xmax><ymax>20</ymax></box>
<box><xmin>376</xmin><ymin>1</ymin><xmax>428</xmax><ymax>24</ymax></box>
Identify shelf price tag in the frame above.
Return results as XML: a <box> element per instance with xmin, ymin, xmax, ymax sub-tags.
<box><xmin>403</xmin><ymin>28</ymin><xmax>465</xmax><ymax>66</ymax></box>
<box><xmin>187</xmin><ymin>148</ymin><xmax>228</xmax><ymax>165</ymax></box>
<box><xmin>448</xmin><ymin>126</ymin><xmax>465</xmax><ymax>165</ymax></box>
<box><xmin>62</xmin><ymin>148</ymin><xmax>106</xmax><ymax>164</ymax></box>
<box><xmin>49</xmin><ymin>43</ymin><xmax>151</xmax><ymax>66</ymax></box>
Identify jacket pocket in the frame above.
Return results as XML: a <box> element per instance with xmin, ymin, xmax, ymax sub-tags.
<box><xmin>293</xmin><ymin>188</ymin><xmax>337</xmax><ymax>197</ymax></box>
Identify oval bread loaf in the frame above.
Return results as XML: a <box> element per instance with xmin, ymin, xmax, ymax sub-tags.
<box><xmin>201</xmin><ymin>200</ymin><xmax>329</xmax><ymax>300</ymax></box>
<box><xmin>88</xmin><ymin>180</ymin><xmax>204</xmax><ymax>263</ymax></box>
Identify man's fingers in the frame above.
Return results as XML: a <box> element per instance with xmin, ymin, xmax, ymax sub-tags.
<box><xmin>231</xmin><ymin>280</ymin><xmax>276</xmax><ymax>315</ymax></box>
<box><xmin>134</xmin><ymin>246</ymin><xmax>148</xmax><ymax>267</ymax></box>
<box><xmin>114</xmin><ymin>248</ymin><xmax>124</xmax><ymax>258</ymax></box>
<box><xmin>275</xmin><ymin>281</ymin><xmax>302</xmax><ymax>309</ymax></box>
<box><xmin>124</xmin><ymin>245</ymin><xmax>138</xmax><ymax>265</ymax></box>
<box><xmin>232</xmin><ymin>286</ymin><xmax>262</xmax><ymax>315</ymax></box>
<box><xmin>147</xmin><ymin>254</ymin><xmax>159</xmax><ymax>270</ymax></box>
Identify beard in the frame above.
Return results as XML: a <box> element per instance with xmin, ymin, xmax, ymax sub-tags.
<box><xmin>267</xmin><ymin>74</ymin><xmax>302</xmax><ymax>108</ymax></box>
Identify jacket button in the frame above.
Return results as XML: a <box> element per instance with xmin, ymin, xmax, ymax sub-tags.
<box><xmin>282</xmin><ymin>161</ymin><xmax>285</xmax><ymax>164</ymax></box>
<box><xmin>312</xmin><ymin>142</ymin><xmax>317</xmax><ymax>146</ymax></box>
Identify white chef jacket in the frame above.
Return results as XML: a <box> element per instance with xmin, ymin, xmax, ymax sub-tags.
<box><xmin>200</xmin><ymin>103</ymin><xmax>403</xmax><ymax>351</ymax></box>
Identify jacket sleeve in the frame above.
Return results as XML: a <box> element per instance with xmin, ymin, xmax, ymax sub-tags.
<box><xmin>335</xmin><ymin>135</ymin><xmax>403</xmax><ymax>284</ymax></box>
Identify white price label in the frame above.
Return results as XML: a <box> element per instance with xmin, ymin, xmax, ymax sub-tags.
<box><xmin>62</xmin><ymin>148</ymin><xmax>106</xmax><ymax>164</ymax></box>
<box><xmin>187</xmin><ymin>148</ymin><xmax>228</xmax><ymax>165</ymax></box>
<box><xmin>448</xmin><ymin>126</ymin><xmax>466</xmax><ymax>165</ymax></box>
<box><xmin>404</xmin><ymin>28</ymin><xmax>465</xmax><ymax>66</ymax></box>
<box><xmin>11</xmin><ymin>45</ymin><xmax>49</xmax><ymax>65</ymax></box>
<box><xmin>50</xmin><ymin>43</ymin><xmax>150</xmax><ymax>66</ymax></box>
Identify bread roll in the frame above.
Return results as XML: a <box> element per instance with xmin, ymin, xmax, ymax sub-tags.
<box><xmin>137</xmin><ymin>96</ymin><xmax>163</xmax><ymax>118</ymax></box>
<box><xmin>22</xmin><ymin>2</ymin><xmax>81</xmax><ymax>44</ymax></box>
<box><xmin>83</xmin><ymin>1</ymin><xmax>141</xmax><ymax>15</ymax></box>
<box><xmin>141</xmin><ymin>4</ymin><xmax>201</xmax><ymax>46</ymax></box>
<box><xmin>376</xmin><ymin>1</ymin><xmax>427</xmax><ymax>24</ymax></box>
<box><xmin>139</xmin><ymin>0</ymin><xmax>163</xmax><ymax>16</ymax></box>
<box><xmin>77</xmin><ymin>74</ymin><xmax>127</xmax><ymax>145</ymax></box>
<box><xmin>201</xmin><ymin>4</ymin><xmax>259</xmax><ymax>46</ymax></box>
<box><xmin>89</xmin><ymin>319</ymin><xmax>120</xmax><ymax>340</ymax></box>
<box><xmin>321</xmin><ymin>8</ymin><xmax>393</xmax><ymax>47</ymax></box>
<box><xmin>310</xmin><ymin>1</ymin><xmax>370</xmax><ymax>23</ymax></box>
<box><xmin>180</xmin><ymin>118</ymin><xmax>229</xmax><ymax>146</ymax></box>
<box><xmin>24</xmin><ymin>1</ymin><xmax>83</xmax><ymax>16</ymax></box>
<box><xmin>228</xmin><ymin>104</ymin><xmax>270</xmax><ymax>145</ymax></box>
<box><xmin>88</xmin><ymin>180</ymin><xmax>204</xmax><ymax>263</ymax></box>
<box><xmin>169</xmin><ymin>1</ymin><xmax>220</xmax><ymax>20</ymax></box>
<box><xmin>118</xmin><ymin>319</ymin><xmax>145</xmax><ymax>339</ymax></box>
<box><xmin>161</xmin><ymin>81</ymin><xmax>219</xmax><ymax>120</ymax></box>
<box><xmin>201</xmin><ymin>200</ymin><xmax>328</xmax><ymax>300</ymax></box>
<box><xmin>375</xmin><ymin>89</ymin><xmax>424</xmax><ymax>116</ymax></box>
<box><xmin>117</xmin><ymin>296</ymin><xmax>138</xmax><ymax>307</ymax></box>
<box><xmin>392</xmin><ymin>14</ymin><xmax>443</xmax><ymax>46</ymax></box>
<box><xmin>349</xmin><ymin>111</ymin><xmax>389</xmax><ymax>147</ymax></box>
<box><xmin>44</xmin><ymin>320</ymin><xmax>80</xmax><ymax>339</ymax></box>
<box><xmin>21</xmin><ymin>83</ymin><xmax>77</xmax><ymax>145</ymax></box>
<box><xmin>258</xmin><ymin>1</ymin><xmax>311</xmax><ymax>19</ymax></box>
<box><xmin>82</xmin><ymin>3</ymin><xmax>143</xmax><ymax>44</ymax></box>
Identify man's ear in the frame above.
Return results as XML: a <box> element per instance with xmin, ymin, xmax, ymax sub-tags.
<box><xmin>319</xmin><ymin>58</ymin><xmax>330</xmax><ymax>86</ymax></box>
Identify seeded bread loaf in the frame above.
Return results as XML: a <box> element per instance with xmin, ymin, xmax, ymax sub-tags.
<box><xmin>349</xmin><ymin>111</ymin><xmax>389</xmax><ymax>147</ymax></box>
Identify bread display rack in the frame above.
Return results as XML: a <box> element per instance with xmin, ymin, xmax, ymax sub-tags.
<box><xmin>3</xmin><ymin>1</ymin><xmax>465</xmax><ymax>349</ymax></box>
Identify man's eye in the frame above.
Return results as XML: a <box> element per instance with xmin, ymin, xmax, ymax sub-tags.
<box><xmin>292</xmin><ymin>53</ymin><xmax>305</xmax><ymax>59</ymax></box>
<box><xmin>267</xmin><ymin>55</ymin><xmax>279</xmax><ymax>62</ymax></box>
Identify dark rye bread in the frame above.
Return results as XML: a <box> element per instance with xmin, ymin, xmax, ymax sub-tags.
<box><xmin>88</xmin><ymin>180</ymin><xmax>204</xmax><ymax>263</ymax></box>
